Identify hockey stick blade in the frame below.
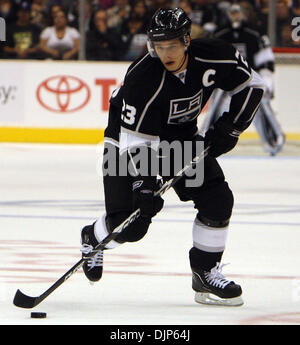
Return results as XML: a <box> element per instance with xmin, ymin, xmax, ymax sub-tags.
<box><xmin>13</xmin><ymin>258</ymin><xmax>85</xmax><ymax>309</ymax></box>
<box><xmin>12</xmin><ymin>218</ymin><xmax>138</xmax><ymax>309</ymax></box>
<box><xmin>13</xmin><ymin>289</ymin><xmax>40</xmax><ymax>309</ymax></box>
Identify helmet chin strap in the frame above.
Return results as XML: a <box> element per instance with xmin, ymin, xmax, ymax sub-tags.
<box><xmin>169</xmin><ymin>50</ymin><xmax>188</xmax><ymax>73</ymax></box>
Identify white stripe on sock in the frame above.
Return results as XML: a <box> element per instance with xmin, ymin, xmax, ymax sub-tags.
<box><xmin>192</xmin><ymin>218</ymin><xmax>229</xmax><ymax>252</ymax></box>
<box><xmin>94</xmin><ymin>214</ymin><xmax>121</xmax><ymax>249</ymax></box>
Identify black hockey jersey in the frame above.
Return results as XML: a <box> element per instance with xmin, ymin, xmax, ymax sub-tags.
<box><xmin>214</xmin><ymin>24</ymin><xmax>274</xmax><ymax>72</ymax></box>
<box><xmin>105</xmin><ymin>38</ymin><xmax>253</xmax><ymax>144</ymax></box>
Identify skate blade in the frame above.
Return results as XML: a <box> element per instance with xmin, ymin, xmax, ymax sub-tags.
<box><xmin>195</xmin><ymin>292</ymin><xmax>244</xmax><ymax>306</ymax></box>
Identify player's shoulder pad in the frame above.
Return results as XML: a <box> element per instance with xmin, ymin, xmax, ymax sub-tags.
<box><xmin>190</xmin><ymin>38</ymin><xmax>236</xmax><ymax>62</ymax></box>
<box><xmin>124</xmin><ymin>53</ymin><xmax>163</xmax><ymax>86</ymax></box>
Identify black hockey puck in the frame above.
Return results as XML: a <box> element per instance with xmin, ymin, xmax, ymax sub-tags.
<box><xmin>30</xmin><ymin>312</ymin><xmax>47</xmax><ymax>318</ymax></box>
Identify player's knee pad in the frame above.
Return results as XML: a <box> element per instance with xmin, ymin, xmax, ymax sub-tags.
<box><xmin>106</xmin><ymin>211</ymin><xmax>151</xmax><ymax>243</ymax></box>
<box><xmin>194</xmin><ymin>181</ymin><xmax>234</xmax><ymax>221</ymax></box>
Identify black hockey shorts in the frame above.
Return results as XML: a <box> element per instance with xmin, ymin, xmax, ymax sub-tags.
<box><xmin>102</xmin><ymin>141</ymin><xmax>233</xmax><ymax>243</ymax></box>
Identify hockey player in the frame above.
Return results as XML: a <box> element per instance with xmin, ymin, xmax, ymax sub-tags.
<box><xmin>80</xmin><ymin>8</ymin><xmax>265</xmax><ymax>306</ymax></box>
<box><xmin>210</xmin><ymin>3</ymin><xmax>285</xmax><ymax>156</ymax></box>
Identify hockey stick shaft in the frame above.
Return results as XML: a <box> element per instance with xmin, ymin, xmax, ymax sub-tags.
<box><xmin>13</xmin><ymin>146</ymin><xmax>209</xmax><ymax>308</ymax></box>
<box><xmin>87</xmin><ymin>145</ymin><xmax>210</xmax><ymax>256</ymax></box>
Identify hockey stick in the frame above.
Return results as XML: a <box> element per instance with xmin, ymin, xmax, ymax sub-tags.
<box><xmin>13</xmin><ymin>146</ymin><xmax>209</xmax><ymax>309</ymax></box>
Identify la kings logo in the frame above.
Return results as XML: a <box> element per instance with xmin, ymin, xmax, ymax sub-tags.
<box><xmin>168</xmin><ymin>89</ymin><xmax>203</xmax><ymax>125</ymax></box>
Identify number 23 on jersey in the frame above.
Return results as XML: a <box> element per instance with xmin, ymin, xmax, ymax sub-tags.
<box><xmin>121</xmin><ymin>100</ymin><xmax>136</xmax><ymax>125</ymax></box>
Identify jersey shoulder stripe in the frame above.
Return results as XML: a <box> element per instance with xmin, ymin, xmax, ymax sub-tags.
<box><xmin>190</xmin><ymin>38</ymin><xmax>238</xmax><ymax>64</ymax></box>
<box><xmin>124</xmin><ymin>53</ymin><xmax>163</xmax><ymax>85</ymax></box>
<box><xmin>135</xmin><ymin>69</ymin><xmax>166</xmax><ymax>131</ymax></box>
<box><xmin>126</xmin><ymin>53</ymin><xmax>150</xmax><ymax>77</ymax></box>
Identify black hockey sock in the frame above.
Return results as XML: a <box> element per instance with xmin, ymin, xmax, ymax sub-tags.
<box><xmin>189</xmin><ymin>246</ymin><xmax>223</xmax><ymax>271</ymax></box>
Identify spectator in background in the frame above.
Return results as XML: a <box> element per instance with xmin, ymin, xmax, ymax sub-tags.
<box><xmin>86</xmin><ymin>9</ymin><xmax>124</xmax><ymax>60</ymax></box>
<box><xmin>256</xmin><ymin>0</ymin><xmax>293</xmax><ymax>43</ymax></box>
<box><xmin>239</xmin><ymin>0</ymin><xmax>258</xmax><ymax>26</ymax></box>
<box><xmin>31</xmin><ymin>0</ymin><xmax>48</xmax><ymax>29</ymax></box>
<box><xmin>44</xmin><ymin>3</ymin><xmax>63</xmax><ymax>26</ymax></box>
<box><xmin>184</xmin><ymin>0</ymin><xmax>221</xmax><ymax>35</ymax></box>
<box><xmin>0</xmin><ymin>0</ymin><xmax>17</xmax><ymax>26</ymax></box>
<box><xmin>291</xmin><ymin>0</ymin><xmax>300</xmax><ymax>15</ymax></box>
<box><xmin>120</xmin><ymin>12</ymin><xmax>148</xmax><ymax>60</ymax></box>
<box><xmin>275</xmin><ymin>0</ymin><xmax>294</xmax><ymax>46</ymax></box>
<box><xmin>39</xmin><ymin>9</ymin><xmax>80</xmax><ymax>59</ymax></box>
<box><xmin>179</xmin><ymin>0</ymin><xmax>194</xmax><ymax>18</ymax></box>
<box><xmin>256</xmin><ymin>0</ymin><xmax>270</xmax><ymax>34</ymax></box>
<box><xmin>179</xmin><ymin>0</ymin><xmax>206</xmax><ymax>38</ymax></box>
<box><xmin>43</xmin><ymin>0</ymin><xmax>74</xmax><ymax>14</ymax></box>
<box><xmin>107</xmin><ymin>0</ymin><xmax>131</xmax><ymax>33</ymax></box>
<box><xmin>3</xmin><ymin>1</ymin><xmax>42</xmax><ymax>59</ymax></box>
<box><xmin>188</xmin><ymin>0</ymin><xmax>216</xmax><ymax>25</ymax></box>
<box><xmin>131</xmin><ymin>0</ymin><xmax>150</xmax><ymax>22</ymax></box>
<box><xmin>147</xmin><ymin>0</ymin><xmax>173</xmax><ymax>17</ymax></box>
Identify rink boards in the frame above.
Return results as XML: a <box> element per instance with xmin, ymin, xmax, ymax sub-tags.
<box><xmin>0</xmin><ymin>59</ymin><xmax>299</xmax><ymax>144</ymax></box>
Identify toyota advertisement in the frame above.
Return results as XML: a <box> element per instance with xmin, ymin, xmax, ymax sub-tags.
<box><xmin>0</xmin><ymin>60</ymin><xmax>130</xmax><ymax>129</ymax></box>
<box><xmin>36</xmin><ymin>75</ymin><xmax>91</xmax><ymax>113</ymax></box>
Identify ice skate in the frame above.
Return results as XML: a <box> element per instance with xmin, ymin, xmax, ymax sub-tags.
<box><xmin>80</xmin><ymin>224</ymin><xmax>103</xmax><ymax>283</ymax></box>
<box><xmin>192</xmin><ymin>262</ymin><xmax>243</xmax><ymax>306</ymax></box>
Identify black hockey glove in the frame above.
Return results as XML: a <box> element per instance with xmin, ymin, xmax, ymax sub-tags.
<box><xmin>204</xmin><ymin>116</ymin><xmax>242</xmax><ymax>158</ymax></box>
<box><xmin>132</xmin><ymin>176</ymin><xmax>164</xmax><ymax>220</ymax></box>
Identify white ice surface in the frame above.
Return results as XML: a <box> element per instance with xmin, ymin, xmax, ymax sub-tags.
<box><xmin>0</xmin><ymin>143</ymin><xmax>299</xmax><ymax>325</ymax></box>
